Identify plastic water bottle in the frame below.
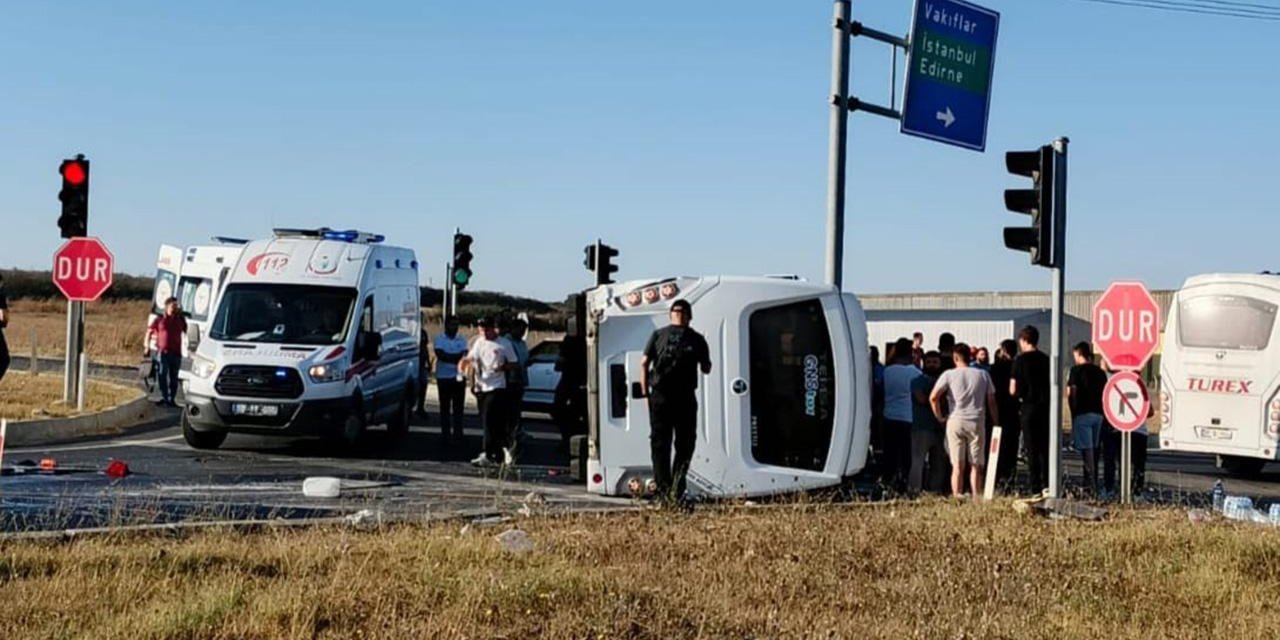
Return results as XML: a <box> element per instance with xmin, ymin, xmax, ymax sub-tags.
<box><xmin>1213</xmin><ymin>480</ymin><xmax>1225</xmax><ymax>513</ymax></box>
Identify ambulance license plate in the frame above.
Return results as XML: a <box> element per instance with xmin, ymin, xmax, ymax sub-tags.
<box><xmin>232</xmin><ymin>403</ymin><xmax>279</xmax><ymax>417</ymax></box>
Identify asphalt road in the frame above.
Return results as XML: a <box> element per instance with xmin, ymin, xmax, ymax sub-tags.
<box><xmin>5</xmin><ymin>394</ymin><xmax>1280</xmax><ymax>534</ymax></box>
<box><xmin>1</xmin><ymin>402</ymin><xmax>627</xmax><ymax>534</ymax></box>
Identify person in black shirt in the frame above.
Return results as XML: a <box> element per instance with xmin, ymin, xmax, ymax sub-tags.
<box><xmin>0</xmin><ymin>274</ymin><xmax>9</xmax><ymax>383</ymax></box>
<box><xmin>640</xmin><ymin>299</ymin><xmax>712</xmax><ymax>504</ymax></box>
<box><xmin>988</xmin><ymin>338</ymin><xmax>1020</xmax><ymax>485</ymax></box>
<box><xmin>1067</xmin><ymin>342</ymin><xmax>1108</xmax><ymax>493</ymax></box>
<box><xmin>1010</xmin><ymin>325</ymin><xmax>1051</xmax><ymax>494</ymax></box>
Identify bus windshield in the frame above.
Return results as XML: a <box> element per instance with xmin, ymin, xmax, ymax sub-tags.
<box><xmin>749</xmin><ymin>298</ymin><xmax>835</xmax><ymax>472</ymax></box>
<box><xmin>1178</xmin><ymin>294</ymin><xmax>1277</xmax><ymax>351</ymax></box>
<box><xmin>210</xmin><ymin>284</ymin><xmax>356</xmax><ymax>345</ymax></box>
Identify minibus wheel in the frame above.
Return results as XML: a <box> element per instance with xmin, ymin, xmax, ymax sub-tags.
<box><xmin>182</xmin><ymin>412</ymin><xmax>227</xmax><ymax>450</ymax></box>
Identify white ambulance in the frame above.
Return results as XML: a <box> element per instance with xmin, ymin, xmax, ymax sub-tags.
<box><xmin>1160</xmin><ymin>273</ymin><xmax>1280</xmax><ymax>476</ymax></box>
<box><xmin>180</xmin><ymin>228</ymin><xmax>421</xmax><ymax>450</ymax></box>
<box><xmin>581</xmin><ymin>275</ymin><xmax>872</xmax><ymax>498</ymax></box>
<box><xmin>148</xmin><ymin>239</ymin><xmax>247</xmax><ymax>366</ymax></box>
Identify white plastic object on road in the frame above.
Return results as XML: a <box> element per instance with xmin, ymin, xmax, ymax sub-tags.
<box><xmin>302</xmin><ymin>476</ymin><xmax>341</xmax><ymax>498</ymax></box>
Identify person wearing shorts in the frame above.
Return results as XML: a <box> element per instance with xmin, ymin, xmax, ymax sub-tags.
<box><xmin>930</xmin><ymin>343</ymin><xmax>1000</xmax><ymax>501</ymax></box>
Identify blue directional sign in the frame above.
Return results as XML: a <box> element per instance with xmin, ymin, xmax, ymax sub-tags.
<box><xmin>900</xmin><ymin>0</ymin><xmax>1000</xmax><ymax>152</ymax></box>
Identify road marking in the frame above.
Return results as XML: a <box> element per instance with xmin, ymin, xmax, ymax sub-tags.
<box><xmin>6</xmin><ymin>434</ymin><xmax>184</xmax><ymax>455</ymax></box>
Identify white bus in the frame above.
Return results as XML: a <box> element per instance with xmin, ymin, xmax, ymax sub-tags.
<box><xmin>1160</xmin><ymin>273</ymin><xmax>1280</xmax><ymax>476</ymax></box>
<box><xmin>581</xmin><ymin>275</ymin><xmax>872</xmax><ymax>498</ymax></box>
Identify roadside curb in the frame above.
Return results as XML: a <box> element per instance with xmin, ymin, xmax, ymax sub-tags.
<box><xmin>5</xmin><ymin>386</ymin><xmax>166</xmax><ymax>448</ymax></box>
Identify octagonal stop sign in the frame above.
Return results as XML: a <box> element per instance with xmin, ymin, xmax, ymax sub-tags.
<box><xmin>1092</xmin><ymin>281</ymin><xmax>1161</xmax><ymax>371</ymax></box>
<box><xmin>52</xmin><ymin>237</ymin><xmax>114</xmax><ymax>302</ymax></box>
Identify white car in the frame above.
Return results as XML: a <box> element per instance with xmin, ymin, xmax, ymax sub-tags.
<box><xmin>522</xmin><ymin>339</ymin><xmax>562</xmax><ymax>413</ymax></box>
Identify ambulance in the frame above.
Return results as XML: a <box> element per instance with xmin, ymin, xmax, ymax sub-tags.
<box><xmin>1160</xmin><ymin>273</ymin><xmax>1280</xmax><ymax>476</ymax></box>
<box><xmin>579</xmin><ymin>275</ymin><xmax>872</xmax><ymax>498</ymax></box>
<box><xmin>148</xmin><ymin>239</ymin><xmax>247</xmax><ymax>366</ymax></box>
<box><xmin>180</xmin><ymin>228</ymin><xmax>420</xmax><ymax>450</ymax></box>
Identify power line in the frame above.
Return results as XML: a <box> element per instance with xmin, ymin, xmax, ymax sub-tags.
<box><xmin>1067</xmin><ymin>0</ymin><xmax>1280</xmax><ymax>20</ymax></box>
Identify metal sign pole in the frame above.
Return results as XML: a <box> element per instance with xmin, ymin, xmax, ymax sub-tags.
<box><xmin>1121</xmin><ymin>431</ymin><xmax>1132</xmax><ymax>504</ymax></box>
<box><xmin>824</xmin><ymin>0</ymin><xmax>850</xmax><ymax>289</ymax></box>
<box><xmin>63</xmin><ymin>300</ymin><xmax>76</xmax><ymax>403</ymax></box>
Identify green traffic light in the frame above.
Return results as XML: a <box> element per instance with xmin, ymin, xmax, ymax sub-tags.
<box><xmin>453</xmin><ymin>268</ymin><xmax>471</xmax><ymax>286</ymax></box>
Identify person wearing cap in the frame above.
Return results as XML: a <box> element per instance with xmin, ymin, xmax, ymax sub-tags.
<box><xmin>461</xmin><ymin>316</ymin><xmax>518</xmax><ymax>467</ymax></box>
<box><xmin>639</xmin><ymin>299</ymin><xmax>712</xmax><ymax>504</ymax></box>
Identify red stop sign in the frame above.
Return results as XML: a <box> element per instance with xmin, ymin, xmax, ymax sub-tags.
<box><xmin>52</xmin><ymin>237</ymin><xmax>115</xmax><ymax>302</ymax></box>
<box><xmin>1092</xmin><ymin>281</ymin><xmax>1161</xmax><ymax>371</ymax></box>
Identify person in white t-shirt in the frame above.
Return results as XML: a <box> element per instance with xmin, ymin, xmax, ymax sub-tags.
<box><xmin>930</xmin><ymin>343</ymin><xmax>1000</xmax><ymax>501</ymax></box>
<box><xmin>432</xmin><ymin>316</ymin><xmax>469</xmax><ymax>445</ymax></box>
<box><xmin>881</xmin><ymin>337</ymin><xmax>922</xmax><ymax>490</ymax></box>
<box><xmin>462</xmin><ymin>317</ymin><xmax>518</xmax><ymax>467</ymax></box>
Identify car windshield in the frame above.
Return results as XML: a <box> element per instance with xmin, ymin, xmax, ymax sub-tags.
<box><xmin>529</xmin><ymin>340</ymin><xmax>561</xmax><ymax>363</ymax></box>
<box><xmin>210</xmin><ymin>284</ymin><xmax>356</xmax><ymax>345</ymax></box>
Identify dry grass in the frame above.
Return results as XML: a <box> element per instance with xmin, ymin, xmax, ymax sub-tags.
<box><xmin>3</xmin><ymin>300</ymin><xmax>559</xmax><ymax>368</ymax></box>
<box><xmin>0</xmin><ymin>371</ymin><xmax>142</xmax><ymax>421</ymax></box>
<box><xmin>5</xmin><ymin>299</ymin><xmax>150</xmax><ymax>367</ymax></box>
<box><xmin>0</xmin><ymin>501</ymin><xmax>1276</xmax><ymax>639</ymax></box>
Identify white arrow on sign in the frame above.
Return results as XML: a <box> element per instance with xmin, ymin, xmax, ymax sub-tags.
<box><xmin>936</xmin><ymin>107</ymin><xmax>955</xmax><ymax>128</ymax></box>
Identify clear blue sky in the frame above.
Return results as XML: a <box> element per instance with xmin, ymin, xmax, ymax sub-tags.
<box><xmin>1</xmin><ymin>1</ymin><xmax>1276</xmax><ymax>301</ymax></box>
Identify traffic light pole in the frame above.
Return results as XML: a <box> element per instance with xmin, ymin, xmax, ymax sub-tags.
<box><xmin>62</xmin><ymin>300</ymin><xmax>84</xmax><ymax>404</ymax></box>
<box><xmin>1048</xmin><ymin>137</ymin><xmax>1069</xmax><ymax>499</ymax></box>
<box><xmin>824</xmin><ymin>0</ymin><xmax>850</xmax><ymax>289</ymax></box>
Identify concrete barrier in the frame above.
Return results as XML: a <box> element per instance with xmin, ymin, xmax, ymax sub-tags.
<box><xmin>5</xmin><ymin>386</ymin><xmax>162</xmax><ymax>447</ymax></box>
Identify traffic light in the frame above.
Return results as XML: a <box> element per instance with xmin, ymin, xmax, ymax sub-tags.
<box><xmin>58</xmin><ymin>155</ymin><xmax>90</xmax><ymax>239</ymax></box>
<box><xmin>1003</xmin><ymin>145</ymin><xmax>1054</xmax><ymax>267</ymax></box>
<box><xmin>452</xmin><ymin>233</ymin><xmax>473</xmax><ymax>290</ymax></box>
<box><xmin>596</xmin><ymin>243</ymin><xmax>618</xmax><ymax>286</ymax></box>
<box><xmin>583</xmin><ymin>240</ymin><xmax>619</xmax><ymax>286</ymax></box>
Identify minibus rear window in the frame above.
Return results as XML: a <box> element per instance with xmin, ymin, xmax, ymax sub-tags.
<box><xmin>1179</xmin><ymin>295</ymin><xmax>1277</xmax><ymax>351</ymax></box>
<box><xmin>749</xmin><ymin>299</ymin><xmax>834</xmax><ymax>472</ymax></box>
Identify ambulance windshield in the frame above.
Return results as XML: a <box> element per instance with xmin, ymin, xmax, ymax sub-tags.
<box><xmin>1179</xmin><ymin>295</ymin><xmax>1276</xmax><ymax>351</ymax></box>
<box><xmin>748</xmin><ymin>299</ymin><xmax>835</xmax><ymax>472</ymax></box>
<box><xmin>211</xmin><ymin>284</ymin><xmax>356</xmax><ymax>345</ymax></box>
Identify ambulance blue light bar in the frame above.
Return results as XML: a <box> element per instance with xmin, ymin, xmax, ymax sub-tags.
<box><xmin>321</xmin><ymin>229</ymin><xmax>385</xmax><ymax>243</ymax></box>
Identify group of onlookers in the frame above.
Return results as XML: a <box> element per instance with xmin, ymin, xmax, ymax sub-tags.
<box><xmin>871</xmin><ymin>326</ymin><xmax>1146</xmax><ymax>499</ymax></box>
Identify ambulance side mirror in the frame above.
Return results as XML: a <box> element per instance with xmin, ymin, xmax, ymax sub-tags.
<box><xmin>187</xmin><ymin>325</ymin><xmax>202</xmax><ymax>352</ymax></box>
<box><xmin>358</xmin><ymin>330</ymin><xmax>381</xmax><ymax>361</ymax></box>
<box><xmin>631</xmin><ymin>382</ymin><xmax>645</xmax><ymax>399</ymax></box>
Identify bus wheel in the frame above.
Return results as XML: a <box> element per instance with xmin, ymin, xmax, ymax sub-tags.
<box><xmin>182</xmin><ymin>412</ymin><xmax>227</xmax><ymax>450</ymax></box>
<box><xmin>1217</xmin><ymin>455</ymin><xmax>1265</xmax><ymax>478</ymax></box>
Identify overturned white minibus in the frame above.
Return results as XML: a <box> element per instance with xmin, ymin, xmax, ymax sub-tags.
<box><xmin>581</xmin><ymin>276</ymin><xmax>872</xmax><ymax>498</ymax></box>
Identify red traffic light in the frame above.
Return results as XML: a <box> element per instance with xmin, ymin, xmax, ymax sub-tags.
<box><xmin>62</xmin><ymin>160</ymin><xmax>87</xmax><ymax>186</ymax></box>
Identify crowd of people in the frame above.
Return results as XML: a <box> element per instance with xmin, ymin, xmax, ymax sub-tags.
<box><xmin>869</xmin><ymin>326</ymin><xmax>1147</xmax><ymax>500</ymax></box>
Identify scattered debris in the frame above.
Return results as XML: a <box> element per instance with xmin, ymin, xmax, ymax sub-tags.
<box><xmin>344</xmin><ymin>509</ymin><xmax>382</xmax><ymax>528</ymax></box>
<box><xmin>1186</xmin><ymin>509</ymin><xmax>1212</xmax><ymax>524</ymax></box>
<box><xmin>495</xmin><ymin>528</ymin><xmax>535</xmax><ymax>553</ymax></box>
<box><xmin>1014</xmin><ymin>497</ymin><xmax>1108</xmax><ymax>522</ymax></box>
<box><xmin>302</xmin><ymin>476</ymin><xmax>342</xmax><ymax>498</ymax></box>
<box><xmin>518</xmin><ymin>491</ymin><xmax>548</xmax><ymax>517</ymax></box>
<box><xmin>39</xmin><ymin>458</ymin><xmax>57</xmax><ymax>471</ymax></box>
<box><xmin>104</xmin><ymin>460</ymin><xmax>130</xmax><ymax>478</ymax></box>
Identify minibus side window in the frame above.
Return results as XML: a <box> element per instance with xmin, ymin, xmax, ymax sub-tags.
<box><xmin>749</xmin><ymin>299</ymin><xmax>835</xmax><ymax>472</ymax></box>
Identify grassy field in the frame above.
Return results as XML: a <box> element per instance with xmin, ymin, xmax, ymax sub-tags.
<box><xmin>4</xmin><ymin>299</ymin><xmax>559</xmax><ymax>368</ymax></box>
<box><xmin>0</xmin><ymin>501</ymin><xmax>1275</xmax><ymax>639</ymax></box>
<box><xmin>0</xmin><ymin>371</ymin><xmax>142</xmax><ymax>421</ymax></box>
